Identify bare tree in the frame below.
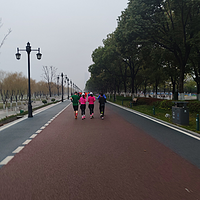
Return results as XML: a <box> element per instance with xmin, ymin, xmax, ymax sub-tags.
<box><xmin>0</xmin><ymin>19</ymin><xmax>11</xmax><ymax>49</ymax></box>
<box><xmin>42</xmin><ymin>66</ymin><xmax>57</xmax><ymax>97</ymax></box>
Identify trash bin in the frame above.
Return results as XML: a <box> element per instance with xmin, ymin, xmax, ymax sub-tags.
<box><xmin>20</xmin><ymin>109</ymin><xmax>24</xmax><ymax>114</ymax></box>
<box><xmin>172</xmin><ymin>101</ymin><xmax>189</xmax><ymax>125</ymax></box>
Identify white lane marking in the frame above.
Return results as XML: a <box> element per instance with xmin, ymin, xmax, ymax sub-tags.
<box><xmin>30</xmin><ymin>134</ymin><xmax>37</xmax><ymax>139</ymax></box>
<box><xmin>40</xmin><ymin>126</ymin><xmax>45</xmax><ymax>129</ymax></box>
<box><xmin>0</xmin><ymin>102</ymin><xmax>72</xmax><ymax>166</ymax></box>
<box><xmin>36</xmin><ymin>130</ymin><xmax>42</xmax><ymax>133</ymax></box>
<box><xmin>23</xmin><ymin>139</ymin><xmax>32</xmax><ymax>145</ymax></box>
<box><xmin>12</xmin><ymin>146</ymin><xmax>24</xmax><ymax>153</ymax></box>
<box><xmin>0</xmin><ymin>156</ymin><xmax>14</xmax><ymax>165</ymax></box>
<box><xmin>110</xmin><ymin>102</ymin><xmax>200</xmax><ymax>141</ymax></box>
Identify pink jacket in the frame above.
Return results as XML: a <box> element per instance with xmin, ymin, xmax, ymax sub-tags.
<box><xmin>79</xmin><ymin>97</ymin><xmax>87</xmax><ymax>104</ymax></box>
<box><xmin>88</xmin><ymin>96</ymin><xmax>96</xmax><ymax>104</ymax></box>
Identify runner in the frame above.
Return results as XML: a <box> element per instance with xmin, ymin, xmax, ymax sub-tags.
<box><xmin>79</xmin><ymin>93</ymin><xmax>87</xmax><ymax>120</ymax></box>
<box><xmin>70</xmin><ymin>91</ymin><xmax>80</xmax><ymax>119</ymax></box>
<box><xmin>98</xmin><ymin>93</ymin><xmax>106</xmax><ymax>120</ymax></box>
<box><xmin>88</xmin><ymin>92</ymin><xmax>96</xmax><ymax>119</ymax></box>
<box><xmin>97</xmin><ymin>92</ymin><xmax>106</xmax><ymax>100</ymax></box>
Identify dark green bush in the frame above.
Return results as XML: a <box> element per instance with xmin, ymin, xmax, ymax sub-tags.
<box><xmin>115</xmin><ymin>95</ymin><xmax>132</xmax><ymax>101</ymax></box>
<box><xmin>159</xmin><ymin>100</ymin><xmax>173</xmax><ymax>110</ymax></box>
<box><xmin>51</xmin><ymin>98</ymin><xmax>55</xmax><ymax>102</ymax></box>
<box><xmin>42</xmin><ymin>100</ymin><xmax>47</xmax><ymax>104</ymax></box>
<box><xmin>137</xmin><ymin>97</ymin><xmax>163</xmax><ymax>105</ymax></box>
<box><xmin>188</xmin><ymin>101</ymin><xmax>200</xmax><ymax>113</ymax></box>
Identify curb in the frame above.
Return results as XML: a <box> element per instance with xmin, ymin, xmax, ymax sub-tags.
<box><xmin>108</xmin><ymin>101</ymin><xmax>200</xmax><ymax>141</ymax></box>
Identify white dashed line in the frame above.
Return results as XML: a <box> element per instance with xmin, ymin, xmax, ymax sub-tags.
<box><xmin>0</xmin><ymin>102</ymin><xmax>72</xmax><ymax>166</ymax></box>
<box><xmin>30</xmin><ymin>134</ymin><xmax>37</xmax><ymax>138</ymax></box>
<box><xmin>12</xmin><ymin>146</ymin><xmax>24</xmax><ymax>153</ymax></box>
<box><xmin>36</xmin><ymin>130</ymin><xmax>42</xmax><ymax>133</ymax></box>
<box><xmin>23</xmin><ymin>139</ymin><xmax>32</xmax><ymax>145</ymax></box>
<box><xmin>0</xmin><ymin>156</ymin><xmax>14</xmax><ymax>165</ymax></box>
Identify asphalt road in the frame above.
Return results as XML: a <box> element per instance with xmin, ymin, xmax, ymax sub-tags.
<box><xmin>0</xmin><ymin>101</ymin><xmax>200</xmax><ymax>199</ymax></box>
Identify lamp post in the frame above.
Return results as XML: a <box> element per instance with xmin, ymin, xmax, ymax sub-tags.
<box><xmin>57</xmin><ymin>73</ymin><xmax>64</xmax><ymax>102</ymax></box>
<box><xmin>70</xmin><ymin>80</ymin><xmax>72</xmax><ymax>95</ymax></box>
<box><xmin>67</xmin><ymin>78</ymin><xmax>69</xmax><ymax>99</ymax></box>
<box><xmin>15</xmin><ymin>42</ymin><xmax>42</xmax><ymax>118</ymax></box>
<box><xmin>57</xmin><ymin>76</ymin><xmax>60</xmax><ymax>96</ymax></box>
<box><xmin>61</xmin><ymin>73</ymin><xmax>63</xmax><ymax>102</ymax></box>
<box><xmin>57</xmin><ymin>73</ymin><xmax>68</xmax><ymax>102</ymax></box>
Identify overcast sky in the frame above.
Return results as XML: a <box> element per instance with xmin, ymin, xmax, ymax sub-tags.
<box><xmin>0</xmin><ymin>0</ymin><xmax>128</xmax><ymax>90</ymax></box>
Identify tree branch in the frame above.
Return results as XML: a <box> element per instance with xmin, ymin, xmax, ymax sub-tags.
<box><xmin>0</xmin><ymin>29</ymin><xmax>11</xmax><ymax>49</ymax></box>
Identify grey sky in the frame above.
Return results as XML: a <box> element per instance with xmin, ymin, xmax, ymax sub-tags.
<box><xmin>0</xmin><ymin>0</ymin><xmax>128</xmax><ymax>90</ymax></box>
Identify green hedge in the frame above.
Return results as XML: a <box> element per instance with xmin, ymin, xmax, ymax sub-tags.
<box><xmin>137</xmin><ymin>97</ymin><xmax>200</xmax><ymax>113</ymax></box>
<box><xmin>42</xmin><ymin>100</ymin><xmax>47</xmax><ymax>104</ymax></box>
<box><xmin>137</xmin><ymin>97</ymin><xmax>163</xmax><ymax>106</ymax></box>
<box><xmin>111</xmin><ymin>95</ymin><xmax>132</xmax><ymax>101</ymax></box>
<box><xmin>188</xmin><ymin>101</ymin><xmax>200</xmax><ymax>113</ymax></box>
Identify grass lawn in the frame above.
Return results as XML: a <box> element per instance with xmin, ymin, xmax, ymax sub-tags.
<box><xmin>112</xmin><ymin>99</ymin><xmax>200</xmax><ymax>135</ymax></box>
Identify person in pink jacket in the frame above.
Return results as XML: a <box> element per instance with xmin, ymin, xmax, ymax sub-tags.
<box><xmin>88</xmin><ymin>92</ymin><xmax>96</xmax><ymax>119</ymax></box>
<box><xmin>79</xmin><ymin>93</ymin><xmax>87</xmax><ymax>120</ymax></box>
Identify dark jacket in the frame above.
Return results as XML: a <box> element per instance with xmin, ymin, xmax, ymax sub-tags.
<box><xmin>99</xmin><ymin>96</ymin><xmax>106</xmax><ymax>105</ymax></box>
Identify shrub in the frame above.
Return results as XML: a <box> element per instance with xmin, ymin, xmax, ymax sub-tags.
<box><xmin>137</xmin><ymin>97</ymin><xmax>163</xmax><ymax>105</ymax></box>
<box><xmin>51</xmin><ymin>98</ymin><xmax>55</xmax><ymax>102</ymax></box>
<box><xmin>42</xmin><ymin>100</ymin><xmax>47</xmax><ymax>104</ymax></box>
<box><xmin>188</xmin><ymin>101</ymin><xmax>200</xmax><ymax>113</ymax></box>
<box><xmin>159</xmin><ymin>100</ymin><xmax>173</xmax><ymax>110</ymax></box>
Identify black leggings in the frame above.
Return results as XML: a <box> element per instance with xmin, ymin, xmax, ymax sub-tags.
<box><xmin>88</xmin><ymin>104</ymin><xmax>94</xmax><ymax>115</ymax></box>
<box><xmin>99</xmin><ymin>104</ymin><xmax>105</xmax><ymax>116</ymax></box>
<box><xmin>80</xmin><ymin>104</ymin><xmax>86</xmax><ymax>115</ymax></box>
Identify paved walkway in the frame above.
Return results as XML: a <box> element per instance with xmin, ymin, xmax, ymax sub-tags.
<box><xmin>0</xmin><ymin>101</ymin><xmax>42</xmax><ymax>120</ymax></box>
<box><xmin>0</xmin><ymin>97</ymin><xmax>65</xmax><ymax>120</ymax></box>
<box><xmin>0</xmin><ymin>101</ymin><xmax>200</xmax><ymax>199</ymax></box>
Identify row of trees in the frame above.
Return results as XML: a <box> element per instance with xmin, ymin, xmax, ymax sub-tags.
<box><xmin>85</xmin><ymin>0</ymin><xmax>200</xmax><ymax>100</ymax></box>
<box><xmin>0</xmin><ymin>70</ymin><xmax>71</xmax><ymax>105</ymax></box>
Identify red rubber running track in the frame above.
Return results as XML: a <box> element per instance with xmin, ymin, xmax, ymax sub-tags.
<box><xmin>0</xmin><ymin>102</ymin><xmax>200</xmax><ymax>200</ymax></box>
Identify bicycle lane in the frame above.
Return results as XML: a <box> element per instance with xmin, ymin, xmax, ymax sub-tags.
<box><xmin>0</xmin><ymin>100</ymin><xmax>71</xmax><ymax>167</ymax></box>
<box><xmin>0</xmin><ymin>102</ymin><xmax>200</xmax><ymax>199</ymax></box>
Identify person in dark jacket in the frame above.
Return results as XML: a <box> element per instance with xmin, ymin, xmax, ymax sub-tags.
<box><xmin>98</xmin><ymin>93</ymin><xmax>106</xmax><ymax>119</ymax></box>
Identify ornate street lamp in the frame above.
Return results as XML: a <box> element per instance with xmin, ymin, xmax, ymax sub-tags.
<box><xmin>57</xmin><ymin>76</ymin><xmax>60</xmax><ymax>96</ymax></box>
<box><xmin>70</xmin><ymin>80</ymin><xmax>72</xmax><ymax>95</ymax></box>
<box><xmin>57</xmin><ymin>73</ymin><xmax>68</xmax><ymax>102</ymax></box>
<box><xmin>61</xmin><ymin>73</ymin><xmax>63</xmax><ymax>102</ymax></box>
<box><xmin>15</xmin><ymin>42</ymin><xmax>42</xmax><ymax>118</ymax></box>
<box><xmin>67</xmin><ymin>77</ymin><xmax>69</xmax><ymax>99</ymax></box>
